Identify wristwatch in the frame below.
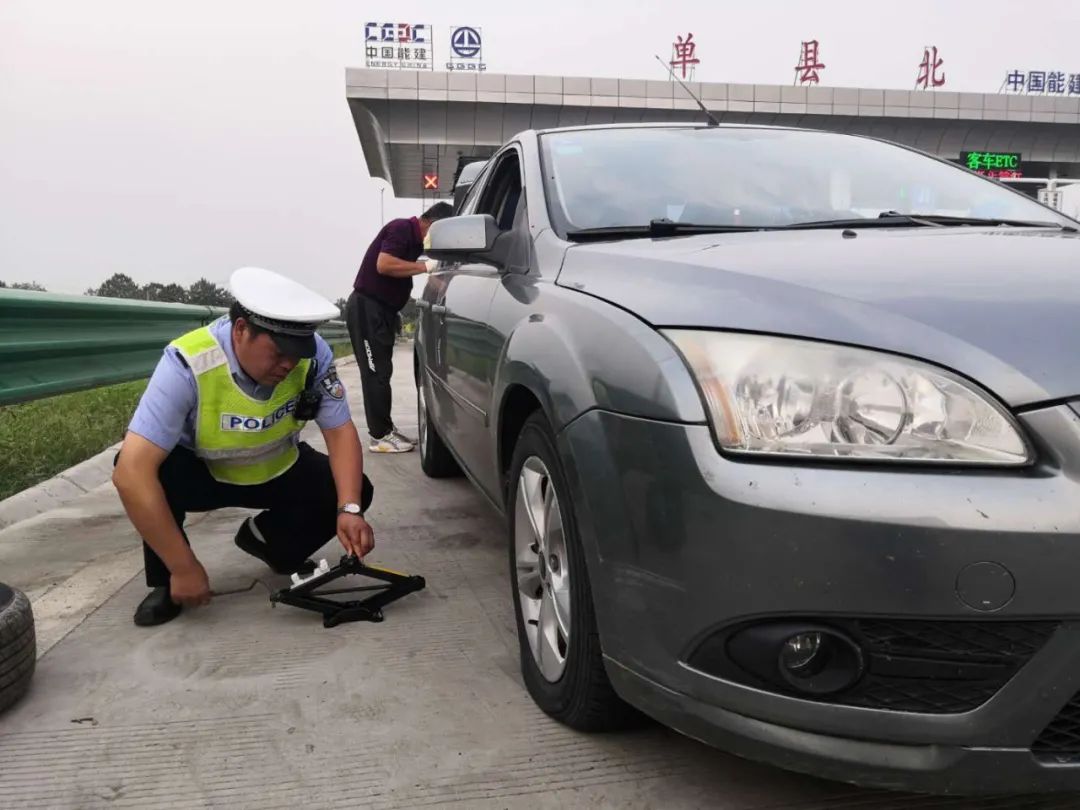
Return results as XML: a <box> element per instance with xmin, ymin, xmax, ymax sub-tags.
<box><xmin>338</xmin><ymin>503</ymin><xmax>363</xmax><ymax>516</ymax></box>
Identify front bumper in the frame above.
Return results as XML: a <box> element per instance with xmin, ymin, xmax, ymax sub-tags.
<box><xmin>559</xmin><ymin>403</ymin><xmax>1080</xmax><ymax>794</ymax></box>
<box><xmin>607</xmin><ymin>658</ymin><xmax>1080</xmax><ymax>796</ymax></box>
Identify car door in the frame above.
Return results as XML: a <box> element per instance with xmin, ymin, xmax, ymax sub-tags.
<box><xmin>417</xmin><ymin>164</ymin><xmax>487</xmax><ymax>441</ymax></box>
<box><xmin>425</xmin><ymin>146</ymin><xmax>527</xmax><ymax>492</ymax></box>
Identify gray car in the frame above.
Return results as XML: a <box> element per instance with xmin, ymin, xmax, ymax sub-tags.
<box><xmin>413</xmin><ymin>123</ymin><xmax>1080</xmax><ymax>795</ymax></box>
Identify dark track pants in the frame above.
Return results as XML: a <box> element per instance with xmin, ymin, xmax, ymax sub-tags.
<box><xmin>346</xmin><ymin>290</ymin><xmax>398</xmax><ymax>440</ymax></box>
<box><xmin>122</xmin><ymin>443</ymin><xmax>373</xmax><ymax>587</ymax></box>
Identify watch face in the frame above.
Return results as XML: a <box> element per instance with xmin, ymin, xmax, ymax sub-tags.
<box><xmin>340</xmin><ymin>503</ymin><xmax>361</xmax><ymax>514</ymax></box>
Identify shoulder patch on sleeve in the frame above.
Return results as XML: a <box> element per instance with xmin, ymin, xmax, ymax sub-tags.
<box><xmin>320</xmin><ymin>364</ymin><xmax>345</xmax><ymax>400</ymax></box>
<box><xmin>167</xmin><ymin>346</ymin><xmax>190</xmax><ymax>370</ymax></box>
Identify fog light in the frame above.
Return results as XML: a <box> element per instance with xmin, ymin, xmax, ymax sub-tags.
<box><xmin>696</xmin><ymin>621</ymin><xmax>866</xmax><ymax>699</ymax></box>
<box><xmin>777</xmin><ymin>629</ymin><xmax>863</xmax><ymax>695</ymax></box>
<box><xmin>780</xmin><ymin>632</ymin><xmax>825</xmax><ymax>675</ymax></box>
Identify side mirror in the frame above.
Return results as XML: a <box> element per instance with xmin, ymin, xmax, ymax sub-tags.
<box><xmin>426</xmin><ymin>215</ymin><xmax>499</xmax><ymax>261</ymax></box>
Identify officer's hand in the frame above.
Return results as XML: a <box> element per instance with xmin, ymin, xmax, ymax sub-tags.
<box><xmin>337</xmin><ymin>513</ymin><xmax>375</xmax><ymax>559</ymax></box>
<box><xmin>170</xmin><ymin>561</ymin><xmax>212</xmax><ymax>608</ymax></box>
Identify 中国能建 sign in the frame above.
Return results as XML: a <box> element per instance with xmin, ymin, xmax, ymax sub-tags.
<box><xmin>364</xmin><ymin>22</ymin><xmax>434</xmax><ymax>71</ymax></box>
<box><xmin>363</xmin><ymin>24</ymin><xmax>489</xmax><ymax>72</ymax></box>
<box><xmin>1003</xmin><ymin>70</ymin><xmax>1080</xmax><ymax>95</ymax></box>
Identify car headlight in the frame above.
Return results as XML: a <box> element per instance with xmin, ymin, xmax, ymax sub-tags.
<box><xmin>663</xmin><ymin>330</ymin><xmax>1031</xmax><ymax>466</ymax></box>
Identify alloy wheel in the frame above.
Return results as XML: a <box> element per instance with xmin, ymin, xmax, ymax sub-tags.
<box><xmin>514</xmin><ymin>456</ymin><xmax>571</xmax><ymax>682</ymax></box>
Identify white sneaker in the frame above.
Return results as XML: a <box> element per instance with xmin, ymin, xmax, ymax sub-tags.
<box><xmin>391</xmin><ymin>427</ymin><xmax>417</xmax><ymax>444</ymax></box>
<box><xmin>369</xmin><ymin>432</ymin><xmax>415</xmax><ymax>453</ymax></box>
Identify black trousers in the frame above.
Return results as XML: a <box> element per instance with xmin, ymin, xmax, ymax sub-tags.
<box><xmin>346</xmin><ymin>290</ymin><xmax>398</xmax><ymax>440</ymax></box>
<box><xmin>128</xmin><ymin>443</ymin><xmax>373</xmax><ymax>587</ymax></box>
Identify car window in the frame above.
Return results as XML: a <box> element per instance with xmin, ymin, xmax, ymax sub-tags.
<box><xmin>457</xmin><ymin>166</ymin><xmax>489</xmax><ymax>215</ymax></box>
<box><xmin>476</xmin><ymin>149</ymin><xmax>523</xmax><ymax>232</ymax></box>
<box><xmin>539</xmin><ymin>127</ymin><xmax>1072</xmax><ymax>232</ymax></box>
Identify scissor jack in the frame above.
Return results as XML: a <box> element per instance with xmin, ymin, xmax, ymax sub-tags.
<box><xmin>270</xmin><ymin>555</ymin><xmax>425</xmax><ymax>627</ymax></box>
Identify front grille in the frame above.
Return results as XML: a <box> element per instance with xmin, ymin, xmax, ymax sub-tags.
<box><xmin>1034</xmin><ymin>692</ymin><xmax>1080</xmax><ymax>763</ymax></box>
<box><xmin>839</xmin><ymin>674</ymin><xmax>1005</xmax><ymax>714</ymax></box>
<box><xmin>856</xmin><ymin>619</ymin><xmax>1057</xmax><ymax>661</ymax></box>
<box><xmin>836</xmin><ymin>619</ymin><xmax>1059</xmax><ymax>714</ymax></box>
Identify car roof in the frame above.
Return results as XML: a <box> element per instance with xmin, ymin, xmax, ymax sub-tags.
<box><xmin>516</xmin><ymin>122</ymin><xmax>871</xmax><ymax>147</ymax></box>
<box><xmin>532</xmin><ymin>121</ymin><xmax>803</xmax><ymax>136</ymax></box>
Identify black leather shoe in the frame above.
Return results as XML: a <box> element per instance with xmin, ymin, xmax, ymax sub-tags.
<box><xmin>234</xmin><ymin>519</ymin><xmax>316</xmax><ymax>576</ymax></box>
<box><xmin>133</xmin><ymin>587</ymin><xmax>182</xmax><ymax>627</ymax></box>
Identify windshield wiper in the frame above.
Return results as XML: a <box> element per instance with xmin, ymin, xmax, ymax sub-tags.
<box><xmin>783</xmin><ymin>212</ymin><xmax>1069</xmax><ymax>230</ymax></box>
<box><xmin>566</xmin><ymin>219</ymin><xmax>760</xmax><ymax>242</ymax></box>
<box><xmin>907</xmin><ymin>213</ymin><xmax>1076</xmax><ymax>229</ymax></box>
<box><xmin>568</xmin><ymin>214</ymin><xmax>1076</xmax><ymax>241</ymax></box>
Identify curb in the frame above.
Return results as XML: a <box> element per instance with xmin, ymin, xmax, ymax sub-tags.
<box><xmin>0</xmin><ymin>443</ymin><xmax>121</xmax><ymax>532</ymax></box>
<box><xmin>0</xmin><ymin>355</ymin><xmax>363</xmax><ymax>533</ymax></box>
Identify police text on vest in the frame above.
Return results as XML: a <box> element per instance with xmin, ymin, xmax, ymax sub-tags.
<box><xmin>220</xmin><ymin>399</ymin><xmax>298</xmax><ymax>432</ymax></box>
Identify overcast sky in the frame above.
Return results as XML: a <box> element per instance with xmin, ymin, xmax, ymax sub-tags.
<box><xmin>2</xmin><ymin>1</ymin><xmax>1077</xmax><ymax>297</ymax></box>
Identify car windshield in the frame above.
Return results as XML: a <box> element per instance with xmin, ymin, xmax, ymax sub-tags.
<box><xmin>540</xmin><ymin>127</ymin><xmax>1070</xmax><ymax>233</ymax></box>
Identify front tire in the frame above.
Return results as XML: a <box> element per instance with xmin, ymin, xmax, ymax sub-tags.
<box><xmin>508</xmin><ymin>412</ymin><xmax>637</xmax><ymax>731</ymax></box>
<box><xmin>417</xmin><ymin>371</ymin><xmax>461</xmax><ymax>478</ymax></box>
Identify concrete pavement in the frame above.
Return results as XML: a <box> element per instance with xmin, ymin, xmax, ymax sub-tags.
<box><xmin>0</xmin><ymin>348</ymin><xmax>1061</xmax><ymax>808</ymax></box>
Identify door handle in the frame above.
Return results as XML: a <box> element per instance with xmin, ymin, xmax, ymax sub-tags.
<box><xmin>416</xmin><ymin>300</ymin><xmax>431</xmax><ymax>310</ymax></box>
<box><xmin>431</xmin><ymin>304</ymin><xmax>447</xmax><ymax>315</ymax></box>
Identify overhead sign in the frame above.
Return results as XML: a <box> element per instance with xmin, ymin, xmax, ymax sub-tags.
<box><xmin>915</xmin><ymin>45</ymin><xmax>945</xmax><ymax>89</ymax></box>
<box><xmin>423</xmin><ymin>173</ymin><xmax>439</xmax><ymax>190</ymax></box>
<box><xmin>363</xmin><ymin>24</ymin><xmax>490</xmax><ymax>72</ymax></box>
<box><xmin>364</xmin><ymin>22</ymin><xmax>433</xmax><ymax>71</ymax></box>
<box><xmin>447</xmin><ymin>26</ymin><xmax>486</xmax><ymax>72</ymax></box>
<box><xmin>794</xmin><ymin>39</ymin><xmax>825</xmax><ymax>85</ymax></box>
<box><xmin>669</xmin><ymin>33</ymin><xmax>700</xmax><ymax>81</ymax></box>
<box><xmin>961</xmin><ymin>151</ymin><xmax>1023</xmax><ymax>179</ymax></box>
<box><xmin>1004</xmin><ymin>70</ymin><xmax>1080</xmax><ymax>95</ymax></box>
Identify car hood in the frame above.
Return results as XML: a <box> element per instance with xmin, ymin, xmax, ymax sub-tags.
<box><xmin>556</xmin><ymin>227</ymin><xmax>1080</xmax><ymax>407</ymax></box>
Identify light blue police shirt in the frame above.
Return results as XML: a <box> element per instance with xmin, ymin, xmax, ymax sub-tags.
<box><xmin>127</xmin><ymin>316</ymin><xmax>351</xmax><ymax>452</ymax></box>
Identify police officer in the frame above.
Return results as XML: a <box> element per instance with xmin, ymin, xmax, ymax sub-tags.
<box><xmin>113</xmin><ymin>267</ymin><xmax>376</xmax><ymax>627</ymax></box>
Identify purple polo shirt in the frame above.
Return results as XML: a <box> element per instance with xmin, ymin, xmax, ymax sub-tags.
<box><xmin>353</xmin><ymin>216</ymin><xmax>423</xmax><ymax>312</ymax></box>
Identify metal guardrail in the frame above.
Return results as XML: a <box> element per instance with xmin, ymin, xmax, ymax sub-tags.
<box><xmin>316</xmin><ymin>321</ymin><xmax>350</xmax><ymax>344</ymax></box>
<box><xmin>0</xmin><ymin>290</ymin><xmax>350</xmax><ymax>406</ymax></box>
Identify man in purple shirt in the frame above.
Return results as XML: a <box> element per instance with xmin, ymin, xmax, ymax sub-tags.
<box><xmin>347</xmin><ymin>203</ymin><xmax>453</xmax><ymax>453</ymax></box>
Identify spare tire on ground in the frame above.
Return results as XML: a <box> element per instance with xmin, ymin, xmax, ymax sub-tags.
<box><xmin>0</xmin><ymin>582</ymin><xmax>35</xmax><ymax>714</ymax></box>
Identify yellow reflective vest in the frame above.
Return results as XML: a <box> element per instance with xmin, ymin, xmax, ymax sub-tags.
<box><xmin>170</xmin><ymin>326</ymin><xmax>311</xmax><ymax>485</ymax></box>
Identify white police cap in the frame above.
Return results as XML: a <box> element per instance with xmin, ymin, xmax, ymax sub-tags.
<box><xmin>228</xmin><ymin>267</ymin><xmax>339</xmax><ymax>359</ymax></box>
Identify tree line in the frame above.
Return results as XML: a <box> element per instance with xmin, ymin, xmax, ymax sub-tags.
<box><xmin>85</xmin><ymin>273</ymin><xmax>234</xmax><ymax>306</ymax></box>
<box><xmin>2</xmin><ymin>274</ymin><xmax>419</xmax><ymax>324</ymax></box>
<box><xmin>0</xmin><ymin>273</ymin><xmax>234</xmax><ymax>306</ymax></box>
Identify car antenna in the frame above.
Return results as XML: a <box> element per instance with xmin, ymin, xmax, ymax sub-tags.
<box><xmin>654</xmin><ymin>54</ymin><xmax>720</xmax><ymax>127</ymax></box>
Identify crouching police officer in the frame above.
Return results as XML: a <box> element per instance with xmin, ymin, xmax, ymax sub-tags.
<box><xmin>113</xmin><ymin>267</ymin><xmax>375</xmax><ymax>627</ymax></box>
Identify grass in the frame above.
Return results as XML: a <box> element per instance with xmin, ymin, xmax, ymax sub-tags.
<box><xmin>0</xmin><ymin>379</ymin><xmax>148</xmax><ymax>502</ymax></box>
<box><xmin>0</xmin><ymin>340</ymin><xmax>359</xmax><ymax>503</ymax></box>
